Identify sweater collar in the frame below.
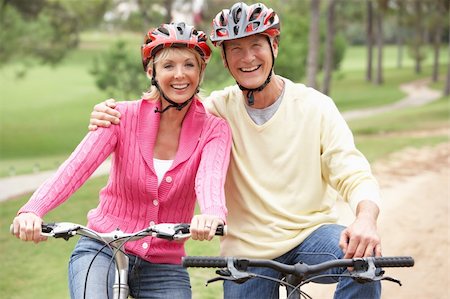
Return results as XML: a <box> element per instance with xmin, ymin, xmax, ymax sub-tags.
<box><xmin>138</xmin><ymin>98</ymin><xmax>205</xmax><ymax>172</ymax></box>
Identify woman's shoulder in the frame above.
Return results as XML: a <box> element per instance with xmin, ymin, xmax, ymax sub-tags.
<box><xmin>114</xmin><ymin>99</ymin><xmax>147</xmax><ymax>115</ymax></box>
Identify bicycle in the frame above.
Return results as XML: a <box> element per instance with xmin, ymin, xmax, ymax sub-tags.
<box><xmin>182</xmin><ymin>255</ymin><xmax>414</xmax><ymax>299</ymax></box>
<box><xmin>10</xmin><ymin>222</ymin><xmax>225</xmax><ymax>299</ymax></box>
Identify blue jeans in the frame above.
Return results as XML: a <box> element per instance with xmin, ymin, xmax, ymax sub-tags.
<box><xmin>224</xmin><ymin>224</ymin><xmax>381</xmax><ymax>299</ymax></box>
<box><xmin>68</xmin><ymin>237</ymin><xmax>191</xmax><ymax>299</ymax></box>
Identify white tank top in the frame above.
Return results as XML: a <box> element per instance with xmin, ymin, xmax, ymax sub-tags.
<box><xmin>153</xmin><ymin>158</ymin><xmax>173</xmax><ymax>185</ymax></box>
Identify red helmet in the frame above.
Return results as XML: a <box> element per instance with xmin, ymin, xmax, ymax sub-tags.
<box><xmin>210</xmin><ymin>2</ymin><xmax>280</xmax><ymax>47</ymax></box>
<box><xmin>141</xmin><ymin>22</ymin><xmax>212</xmax><ymax>71</ymax></box>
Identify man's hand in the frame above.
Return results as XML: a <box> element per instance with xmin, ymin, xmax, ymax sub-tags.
<box><xmin>88</xmin><ymin>98</ymin><xmax>121</xmax><ymax>131</ymax></box>
<box><xmin>339</xmin><ymin>200</ymin><xmax>381</xmax><ymax>259</ymax></box>
<box><xmin>190</xmin><ymin>214</ymin><xmax>225</xmax><ymax>241</ymax></box>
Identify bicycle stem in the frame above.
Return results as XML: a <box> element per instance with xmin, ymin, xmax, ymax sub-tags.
<box><xmin>110</xmin><ymin>239</ymin><xmax>130</xmax><ymax>299</ymax></box>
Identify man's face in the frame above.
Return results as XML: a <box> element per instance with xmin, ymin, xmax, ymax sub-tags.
<box><xmin>223</xmin><ymin>34</ymin><xmax>277</xmax><ymax>89</ymax></box>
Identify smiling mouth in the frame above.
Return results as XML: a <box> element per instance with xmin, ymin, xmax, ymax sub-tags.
<box><xmin>171</xmin><ymin>83</ymin><xmax>189</xmax><ymax>90</ymax></box>
<box><xmin>240</xmin><ymin>65</ymin><xmax>261</xmax><ymax>73</ymax></box>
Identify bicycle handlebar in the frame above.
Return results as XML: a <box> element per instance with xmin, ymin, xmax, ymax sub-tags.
<box><xmin>182</xmin><ymin>255</ymin><xmax>414</xmax><ymax>287</ymax></box>
<box><xmin>182</xmin><ymin>256</ymin><xmax>414</xmax><ymax>273</ymax></box>
<box><xmin>11</xmin><ymin>222</ymin><xmax>226</xmax><ymax>242</ymax></box>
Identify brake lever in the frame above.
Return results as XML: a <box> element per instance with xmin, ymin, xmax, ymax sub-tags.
<box><xmin>350</xmin><ymin>258</ymin><xmax>402</xmax><ymax>286</ymax></box>
<box><xmin>206</xmin><ymin>258</ymin><xmax>255</xmax><ymax>285</ymax></box>
<box><xmin>149</xmin><ymin>223</ymin><xmax>190</xmax><ymax>241</ymax></box>
<box><xmin>42</xmin><ymin>222</ymin><xmax>81</xmax><ymax>241</ymax></box>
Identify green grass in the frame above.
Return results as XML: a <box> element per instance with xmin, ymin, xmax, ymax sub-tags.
<box><xmin>0</xmin><ymin>59</ymin><xmax>107</xmax><ymax>159</ymax></box>
<box><xmin>330</xmin><ymin>65</ymin><xmax>448</xmax><ymax>111</ymax></box>
<box><xmin>0</xmin><ymin>153</ymin><xmax>70</xmax><ymax>177</ymax></box>
<box><xmin>340</xmin><ymin>45</ymin><xmax>449</xmax><ymax>72</ymax></box>
<box><xmin>352</xmin><ymin>96</ymin><xmax>449</xmax><ymax>162</ymax></box>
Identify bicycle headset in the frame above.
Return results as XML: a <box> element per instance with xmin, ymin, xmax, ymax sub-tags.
<box><xmin>141</xmin><ymin>22</ymin><xmax>212</xmax><ymax>113</ymax></box>
<box><xmin>210</xmin><ymin>2</ymin><xmax>281</xmax><ymax>106</ymax></box>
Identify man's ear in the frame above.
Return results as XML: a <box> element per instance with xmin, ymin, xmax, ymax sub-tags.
<box><xmin>272</xmin><ymin>37</ymin><xmax>279</xmax><ymax>58</ymax></box>
<box><xmin>220</xmin><ymin>49</ymin><xmax>228</xmax><ymax>68</ymax></box>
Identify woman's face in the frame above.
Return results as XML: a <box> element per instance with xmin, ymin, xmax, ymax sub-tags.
<box><xmin>152</xmin><ymin>48</ymin><xmax>202</xmax><ymax>103</ymax></box>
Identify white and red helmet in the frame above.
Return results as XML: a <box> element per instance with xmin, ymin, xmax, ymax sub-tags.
<box><xmin>210</xmin><ymin>2</ymin><xmax>280</xmax><ymax>47</ymax></box>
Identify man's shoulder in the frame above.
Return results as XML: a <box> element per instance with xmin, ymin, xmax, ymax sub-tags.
<box><xmin>202</xmin><ymin>84</ymin><xmax>241</xmax><ymax>116</ymax></box>
<box><xmin>206</xmin><ymin>85</ymin><xmax>240</xmax><ymax>103</ymax></box>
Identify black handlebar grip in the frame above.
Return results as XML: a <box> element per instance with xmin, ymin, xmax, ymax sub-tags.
<box><xmin>215</xmin><ymin>224</ymin><xmax>226</xmax><ymax>236</ymax></box>
<box><xmin>373</xmin><ymin>256</ymin><xmax>414</xmax><ymax>267</ymax></box>
<box><xmin>182</xmin><ymin>256</ymin><xmax>229</xmax><ymax>268</ymax></box>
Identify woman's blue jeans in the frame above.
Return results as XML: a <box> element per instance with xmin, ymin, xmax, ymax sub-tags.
<box><xmin>68</xmin><ymin>237</ymin><xmax>191</xmax><ymax>299</ymax></box>
<box><xmin>224</xmin><ymin>224</ymin><xmax>381</xmax><ymax>299</ymax></box>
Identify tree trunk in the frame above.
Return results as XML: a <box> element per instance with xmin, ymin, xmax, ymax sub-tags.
<box><xmin>136</xmin><ymin>0</ymin><xmax>151</xmax><ymax>29</ymax></box>
<box><xmin>414</xmin><ymin>1</ymin><xmax>422</xmax><ymax>74</ymax></box>
<box><xmin>432</xmin><ymin>26</ymin><xmax>442</xmax><ymax>82</ymax></box>
<box><xmin>445</xmin><ymin>32</ymin><xmax>450</xmax><ymax>96</ymax></box>
<box><xmin>164</xmin><ymin>0</ymin><xmax>173</xmax><ymax>23</ymax></box>
<box><xmin>366</xmin><ymin>0</ymin><xmax>374</xmax><ymax>82</ymax></box>
<box><xmin>306</xmin><ymin>0</ymin><xmax>320</xmax><ymax>89</ymax></box>
<box><xmin>322</xmin><ymin>0</ymin><xmax>336</xmax><ymax>95</ymax></box>
<box><xmin>374</xmin><ymin>7</ymin><xmax>383</xmax><ymax>85</ymax></box>
<box><xmin>396</xmin><ymin>1</ymin><xmax>404</xmax><ymax>69</ymax></box>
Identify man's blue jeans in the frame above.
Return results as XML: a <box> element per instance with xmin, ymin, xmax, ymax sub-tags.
<box><xmin>224</xmin><ymin>224</ymin><xmax>381</xmax><ymax>299</ymax></box>
<box><xmin>68</xmin><ymin>237</ymin><xmax>191</xmax><ymax>299</ymax></box>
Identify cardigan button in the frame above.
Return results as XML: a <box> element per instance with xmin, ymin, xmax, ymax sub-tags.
<box><xmin>142</xmin><ymin>242</ymin><xmax>148</xmax><ymax>249</ymax></box>
<box><xmin>165</xmin><ymin>176</ymin><xmax>173</xmax><ymax>183</ymax></box>
<box><xmin>153</xmin><ymin>199</ymin><xmax>159</xmax><ymax>206</ymax></box>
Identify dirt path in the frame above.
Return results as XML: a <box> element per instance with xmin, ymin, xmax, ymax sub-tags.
<box><xmin>300</xmin><ymin>141</ymin><xmax>450</xmax><ymax>299</ymax></box>
<box><xmin>342</xmin><ymin>78</ymin><xmax>442</xmax><ymax>121</ymax></box>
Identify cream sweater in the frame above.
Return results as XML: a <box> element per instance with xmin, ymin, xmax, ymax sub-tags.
<box><xmin>204</xmin><ymin>77</ymin><xmax>381</xmax><ymax>259</ymax></box>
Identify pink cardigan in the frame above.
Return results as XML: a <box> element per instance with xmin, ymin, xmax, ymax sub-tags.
<box><xmin>19</xmin><ymin>98</ymin><xmax>231</xmax><ymax>264</ymax></box>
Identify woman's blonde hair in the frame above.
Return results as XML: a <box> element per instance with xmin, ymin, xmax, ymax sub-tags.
<box><xmin>142</xmin><ymin>47</ymin><xmax>206</xmax><ymax>101</ymax></box>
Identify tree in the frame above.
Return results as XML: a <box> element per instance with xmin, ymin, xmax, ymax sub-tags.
<box><xmin>394</xmin><ymin>0</ymin><xmax>406</xmax><ymax>69</ymax></box>
<box><xmin>90</xmin><ymin>40</ymin><xmax>148</xmax><ymax>100</ymax></box>
<box><xmin>272</xmin><ymin>0</ymin><xmax>309</xmax><ymax>82</ymax></box>
<box><xmin>0</xmin><ymin>0</ymin><xmax>111</xmax><ymax>68</ymax></box>
<box><xmin>445</xmin><ymin>38</ymin><xmax>450</xmax><ymax>96</ymax></box>
<box><xmin>322</xmin><ymin>0</ymin><xmax>337</xmax><ymax>95</ymax></box>
<box><xmin>373</xmin><ymin>0</ymin><xmax>388</xmax><ymax>85</ymax></box>
<box><xmin>410</xmin><ymin>1</ymin><xmax>426</xmax><ymax>74</ymax></box>
<box><xmin>306</xmin><ymin>0</ymin><xmax>321</xmax><ymax>88</ymax></box>
<box><xmin>366</xmin><ymin>0</ymin><xmax>374</xmax><ymax>82</ymax></box>
<box><xmin>428</xmin><ymin>0</ymin><xmax>447</xmax><ymax>82</ymax></box>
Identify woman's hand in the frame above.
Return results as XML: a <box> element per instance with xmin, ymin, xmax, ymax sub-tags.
<box><xmin>12</xmin><ymin>212</ymin><xmax>47</xmax><ymax>243</ymax></box>
<box><xmin>190</xmin><ymin>214</ymin><xmax>224</xmax><ymax>241</ymax></box>
<box><xmin>88</xmin><ymin>98</ymin><xmax>121</xmax><ymax>131</ymax></box>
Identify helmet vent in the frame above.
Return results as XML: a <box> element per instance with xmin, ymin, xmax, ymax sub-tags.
<box><xmin>220</xmin><ymin>13</ymin><xmax>226</xmax><ymax>26</ymax></box>
<box><xmin>233</xmin><ymin>25</ymin><xmax>239</xmax><ymax>35</ymax></box>
<box><xmin>233</xmin><ymin>8</ymin><xmax>242</xmax><ymax>24</ymax></box>
<box><xmin>267</xmin><ymin>13</ymin><xmax>275</xmax><ymax>25</ymax></box>
<box><xmin>158</xmin><ymin>27</ymin><xmax>169</xmax><ymax>36</ymax></box>
<box><xmin>249</xmin><ymin>7</ymin><xmax>262</xmax><ymax>21</ymax></box>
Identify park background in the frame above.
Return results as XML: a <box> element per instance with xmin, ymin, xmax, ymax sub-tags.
<box><xmin>0</xmin><ymin>0</ymin><xmax>449</xmax><ymax>298</ymax></box>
